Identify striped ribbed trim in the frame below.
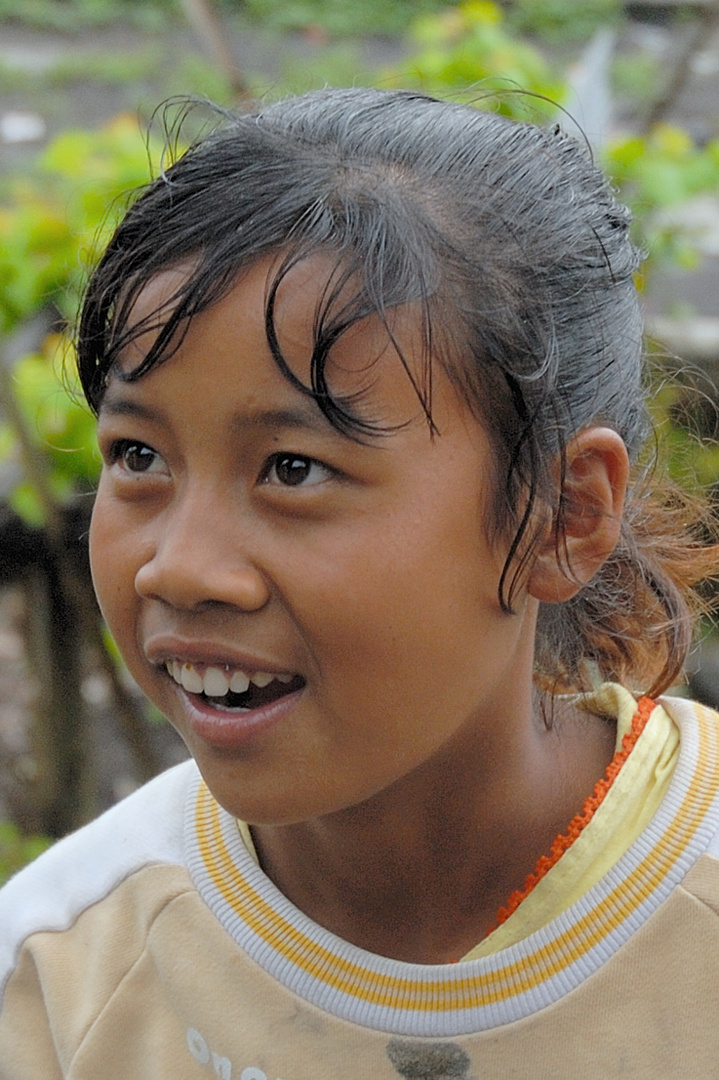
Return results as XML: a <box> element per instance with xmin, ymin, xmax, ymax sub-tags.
<box><xmin>185</xmin><ymin>699</ymin><xmax>719</xmax><ymax>1036</ymax></box>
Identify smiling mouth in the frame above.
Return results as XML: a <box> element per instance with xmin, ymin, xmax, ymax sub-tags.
<box><xmin>166</xmin><ymin>660</ymin><xmax>305</xmax><ymax>711</ymax></box>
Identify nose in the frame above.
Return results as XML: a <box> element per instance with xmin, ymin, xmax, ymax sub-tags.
<box><xmin>134</xmin><ymin>488</ymin><xmax>271</xmax><ymax>613</ymax></box>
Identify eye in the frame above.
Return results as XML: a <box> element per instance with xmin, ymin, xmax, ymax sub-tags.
<box><xmin>263</xmin><ymin>453</ymin><xmax>332</xmax><ymax>488</ymax></box>
<box><xmin>110</xmin><ymin>440</ymin><xmax>166</xmax><ymax>475</ymax></box>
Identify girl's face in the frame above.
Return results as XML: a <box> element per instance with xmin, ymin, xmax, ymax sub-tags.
<box><xmin>90</xmin><ymin>257</ymin><xmax>540</xmax><ymax>824</ymax></box>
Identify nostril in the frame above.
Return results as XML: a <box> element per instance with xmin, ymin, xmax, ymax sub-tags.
<box><xmin>135</xmin><ymin>555</ymin><xmax>270</xmax><ymax>613</ymax></box>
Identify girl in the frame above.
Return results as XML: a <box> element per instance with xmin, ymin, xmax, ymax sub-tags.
<box><xmin>2</xmin><ymin>87</ymin><xmax>719</xmax><ymax>1079</ymax></box>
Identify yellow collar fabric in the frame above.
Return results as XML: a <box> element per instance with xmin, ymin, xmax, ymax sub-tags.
<box><xmin>237</xmin><ymin>684</ymin><xmax>680</xmax><ymax>961</ymax></box>
<box><xmin>464</xmin><ymin>685</ymin><xmax>679</xmax><ymax>958</ymax></box>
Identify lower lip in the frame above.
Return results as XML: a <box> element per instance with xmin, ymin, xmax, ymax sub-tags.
<box><xmin>179</xmin><ymin>685</ymin><xmax>304</xmax><ymax>750</ymax></box>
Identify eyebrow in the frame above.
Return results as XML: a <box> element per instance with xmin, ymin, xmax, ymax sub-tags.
<box><xmin>98</xmin><ymin>396</ymin><xmax>163</xmax><ymax>423</ymax></box>
<box><xmin>99</xmin><ymin>389</ymin><xmax>343</xmax><ymax>439</ymax></box>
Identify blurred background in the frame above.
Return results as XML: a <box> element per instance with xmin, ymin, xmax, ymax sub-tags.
<box><xmin>1</xmin><ymin>0</ymin><xmax>719</xmax><ymax>879</ymax></box>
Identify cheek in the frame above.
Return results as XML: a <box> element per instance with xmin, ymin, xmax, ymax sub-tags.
<box><xmin>294</xmin><ymin>517</ymin><xmax>503</xmax><ymax>689</ymax></box>
<box><xmin>88</xmin><ymin>489</ymin><xmax>136</xmax><ymax>638</ymax></box>
<box><xmin>88</xmin><ymin>496</ymin><xmax>112</xmax><ymax>609</ymax></box>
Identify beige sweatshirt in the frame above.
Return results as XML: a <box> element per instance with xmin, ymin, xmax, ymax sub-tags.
<box><xmin>2</xmin><ymin>693</ymin><xmax>719</xmax><ymax>1079</ymax></box>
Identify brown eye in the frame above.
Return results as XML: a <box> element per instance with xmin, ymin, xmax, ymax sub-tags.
<box><xmin>265</xmin><ymin>453</ymin><xmax>331</xmax><ymax>487</ymax></box>
<box><xmin>113</xmin><ymin>441</ymin><xmax>164</xmax><ymax>474</ymax></box>
<box><xmin>275</xmin><ymin>455</ymin><xmax>311</xmax><ymax>485</ymax></box>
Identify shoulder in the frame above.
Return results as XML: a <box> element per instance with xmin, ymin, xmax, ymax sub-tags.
<box><xmin>0</xmin><ymin>759</ymin><xmax>199</xmax><ymax>1000</ymax></box>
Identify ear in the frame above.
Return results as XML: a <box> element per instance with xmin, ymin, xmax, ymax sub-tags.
<box><xmin>528</xmin><ymin>427</ymin><xmax>629</xmax><ymax>604</ymax></box>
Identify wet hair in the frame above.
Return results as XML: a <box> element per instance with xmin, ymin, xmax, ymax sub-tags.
<box><xmin>77</xmin><ymin>86</ymin><xmax>718</xmax><ymax>697</ymax></box>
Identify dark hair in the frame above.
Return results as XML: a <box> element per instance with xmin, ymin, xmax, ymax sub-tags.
<box><xmin>77</xmin><ymin>87</ymin><xmax>717</xmax><ymax>697</ymax></box>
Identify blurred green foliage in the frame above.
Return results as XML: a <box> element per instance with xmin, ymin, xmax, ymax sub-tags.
<box><xmin>385</xmin><ymin>0</ymin><xmax>564</xmax><ymax>116</ymax></box>
<box><xmin>242</xmin><ymin>0</ymin><xmax>456</xmax><ymax>37</ymax></box>
<box><xmin>505</xmin><ymin>0</ymin><xmax>622</xmax><ymax>45</ymax></box>
<box><xmin>6</xmin><ymin>346</ymin><xmax>98</xmax><ymax>525</ymax></box>
<box><xmin>0</xmin><ymin>116</ymin><xmax>169</xmax><ymax>524</ymax></box>
<box><xmin>0</xmin><ymin>0</ymin><xmax>627</xmax><ymax>40</ymax></box>
<box><xmin>0</xmin><ymin>821</ymin><xmax>52</xmax><ymax>886</ymax></box>
<box><xmin>0</xmin><ymin>0</ymin><xmax>174</xmax><ymax>30</ymax></box>
<box><xmin>651</xmin><ymin>382</ymin><xmax>719</xmax><ymax>494</ymax></box>
<box><xmin>0</xmin><ymin>116</ymin><xmax>165</xmax><ymax>333</ymax></box>
<box><xmin>606</xmin><ymin>125</ymin><xmax>719</xmax><ymax>276</ymax></box>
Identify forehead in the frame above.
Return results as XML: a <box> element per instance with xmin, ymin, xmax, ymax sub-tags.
<box><xmin>121</xmin><ymin>253</ymin><xmax>395</xmax><ymax>359</ymax></box>
<box><xmin>113</xmin><ymin>254</ymin><xmax>461</xmax><ymax>433</ymax></box>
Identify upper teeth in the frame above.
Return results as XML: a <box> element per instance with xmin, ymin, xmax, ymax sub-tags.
<box><xmin>167</xmin><ymin>661</ymin><xmax>293</xmax><ymax>697</ymax></box>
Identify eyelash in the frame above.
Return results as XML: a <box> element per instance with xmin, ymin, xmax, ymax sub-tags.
<box><xmin>262</xmin><ymin>453</ymin><xmax>333</xmax><ymax>488</ymax></box>
<box><xmin>107</xmin><ymin>441</ymin><xmax>333</xmax><ymax>489</ymax></box>
<box><xmin>108</xmin><ymin>440</ymin><xmax>164</xmax><ymax>474</ymax></box>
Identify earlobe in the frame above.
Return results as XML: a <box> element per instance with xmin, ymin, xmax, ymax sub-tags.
<box><xmin>528</xmin><ymin>427</ymin><xmax>630</xmax><ymax>604</ymax></box>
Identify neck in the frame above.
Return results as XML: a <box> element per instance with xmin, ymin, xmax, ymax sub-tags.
<box><xmin>251</xmin><ymin>697</ymin><xmax>616</xmax><ymax>964</ymax></box>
